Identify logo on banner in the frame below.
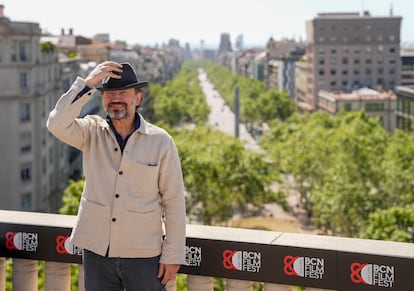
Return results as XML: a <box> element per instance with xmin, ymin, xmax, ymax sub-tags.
<box><xmin>350</xmin><ymin>263</ymin><xmax>394</xmax><ymax>288</ymax></box>
<box><xmin>56</xmin><ymin>235</ymin><xmax>83</xmax><ymax>256</ymax></box>
<box><xmin>5</xmin><ymin>231</ymin><xmax>38</xmax><ymax>252</ymax></box>
<box><xmin>222</xmin><ymin>250</ymin><xmax>261</xmax><ymax>272</ymax></box>
<box><xmin>284</xmin><ymin>255</ymin><xmax>325</xmax><ymax>279</ymax></box>
<box><xmin>186</xmin><ymin>245</ymin><xmax>202</xmax><ymax>266</ymax></box>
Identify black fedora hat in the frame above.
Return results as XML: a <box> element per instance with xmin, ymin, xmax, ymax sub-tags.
<box><xmin>100</xmin><ymin>62</ymin><xmax>149</xmax><ymax>91</ymax></box>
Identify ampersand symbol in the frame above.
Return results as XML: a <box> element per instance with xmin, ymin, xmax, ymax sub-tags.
<box><xmin>283</xmin><ymin>255</ymin><xmax>299</xmax><ymax>276</ymax></box>
<box><xmin>5</xmin><ymin>232</ymin><xmax>16</xmax><ymax>250</ymax></box>
<box><xmin>56</xmin><ymin>235</ymin><xmax>68</xmax><ymax>254</ymax></box>
<box><xmin>222</xmin><ymin>250</ymin><xmax>236</xmax><ymax>270</ymax></box>
<box><xmin>350</xmin><ymin>262</ymin><xmax>367</xmax><ymax>284</ymax></box>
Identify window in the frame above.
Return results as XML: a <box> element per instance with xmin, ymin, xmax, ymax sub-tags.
<box><xmin>20</xmin><ymin>72</ymin><xmax>28</xmax><ymax>88</ymax></box>
<box><xmin>21</xmin><ymin>193</ymin><xmax>31</xmax><ymax>210</ymax></box>
<box><xmin>365</xmin><ymin>103</ymin><xmax>385</xmax><ymax>111</ymax></box>
<box><xmin>19</xmin><ymin>41</ymin><xmax>27</xmax><ymax>61</ymax></box>
<box><xmin>20</xmin><ymin>163</ymin><xmax>32</xmax><ymax>182</ymax></box>
<box><xmin>20</xmin><ymin>103</ymin><xmax>31</xmax><ymax>122</ymax></box>
<box><xmin>342</xmin><ymin>57</ymin><xmax>348</xmax><ymax>65</ymax></box>
<box><xmin>344</xmin><ymin>103</ymin><xmax>352</xmax><ymax>111</ymax></box>
<box><xmin>20</xmin><ymin>132</ymin><xmax>32</xmax><ymax>153</ymax></box>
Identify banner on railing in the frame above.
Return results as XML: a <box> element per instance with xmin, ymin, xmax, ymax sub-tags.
<box><xmin>1</xmin><ymin>222</ymin><xmax>414</xmax><ymax>290</ymax></box>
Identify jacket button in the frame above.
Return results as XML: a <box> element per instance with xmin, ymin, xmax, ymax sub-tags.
<box><xmin>114</xmin><ymin>148</ymin><xmax>118</xmax><ymax>152</ymax></box>
<box><xmin>115</xmin><ymin>194</ymin><xmax>120</xmax><ymax>198</ymax></box>
<box><xmin>112</xmin><ymin>218</ymin><xmax>116</xmax><ymax>222</ymax></box>
<box><xmin>118</xmin><ymin>171</ymin><xmax>123</xmax><ymax>175</ymax></box>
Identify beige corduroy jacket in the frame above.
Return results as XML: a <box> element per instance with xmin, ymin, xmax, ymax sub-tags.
<box><xmin>47</xmin><ymin>77</ymin><xmax>186</xmax><ymax>265</ymax></box>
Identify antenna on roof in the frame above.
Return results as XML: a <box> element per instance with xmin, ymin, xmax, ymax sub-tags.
<box><xmin>361</xmin><ymin>0</ymin><xmax>364</xmax><ymax>15</ymax></box>
<box><xmin>390</xmin><ymin>2</ymin><xmax>394</xmax><ymax>16</ymax></box>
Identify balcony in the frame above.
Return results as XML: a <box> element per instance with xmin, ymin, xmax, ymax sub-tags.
<box><xmin>1</xmin><ymin>210</ymin><xmax>413</xmax><ymax>291</ymax></box>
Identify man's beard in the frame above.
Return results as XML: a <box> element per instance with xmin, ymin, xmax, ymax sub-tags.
<box><xmin>107</xmin><ymin>103</ymin><xmax>129</xmax><ymax>120</ymax></box>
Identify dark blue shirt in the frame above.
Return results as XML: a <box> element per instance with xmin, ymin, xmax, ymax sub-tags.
<box><xmin>106</xmin><ymin>113</ymin><xmax>141</xmax><ymax>153</ymax></box>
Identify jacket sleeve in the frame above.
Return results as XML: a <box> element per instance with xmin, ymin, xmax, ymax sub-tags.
<box><xmin>159</xmin><ymin>137</ymin><xmax>187</xmax><ymax>265</ymax></box>
<box><xmin>46</xmin><ymin>77</ymin><xmax>97</xmax><ymax>150</ymax></box>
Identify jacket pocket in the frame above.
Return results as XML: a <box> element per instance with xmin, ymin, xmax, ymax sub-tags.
<box><xmin>72</xmin><ymin>198</ymin><xmax>111</xmax><ymax>244</ymax></box>
<box><xmin>127</xmin><ymin>161</ymin><xmax>160</xmax><ymax>194</ymax></box>
<box><xmin>123</xmin><ymin>209</ymin><xmax>163</xmax><ymax>252</ymax></box>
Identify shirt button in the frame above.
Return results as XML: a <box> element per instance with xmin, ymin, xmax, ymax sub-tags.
<box><xmin>112</xmin><ymin>218</ymin><xmax>116</xmax><ymax>222</ymax></box>
<box><xmin>118</xmin><ymin>170</ymin><xmax>123</xmax><ymax>175</ymax></box>
<box><xmin>115</xmin><ymin>194</ymin><xmax>120</xmax><ymax>198</ymax></box>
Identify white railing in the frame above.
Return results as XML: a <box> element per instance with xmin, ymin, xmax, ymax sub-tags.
<box><xmin>1</xmin><ymin>210</ymin><xmax>413</xmax><ymax>291</ymax></box>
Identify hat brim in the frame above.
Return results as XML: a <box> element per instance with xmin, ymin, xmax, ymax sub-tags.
<box><xmin>98</xmin><ymin>81</ymin><xmax>149</xmax><ymax>91</ymax></box>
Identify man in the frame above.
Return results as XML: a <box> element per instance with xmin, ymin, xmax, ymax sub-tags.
<box><xmin>47</xmin><ymin>61</ymin><xmax>186</xmax><ymax>290</ymax></box>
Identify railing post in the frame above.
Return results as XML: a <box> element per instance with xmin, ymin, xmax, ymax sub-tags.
<box><xmin>187</xmin><ymin>275</ymin><xmax>214</xmax><ymax>291</ymax></box>
<box><xmin>12</xmin><ymin>258</ymin><xmax>38</xmax><ymax>291</ymax></box>
<box><xmin>226</xmin><ymin>278</ymin><xmax>252</xmax><ymax>291</ymax></box>
<box><xmin>78</xmin><ymin>264</ymin><xmax>85</xmax><ymax>291</ymax></box>
<box><xmin>264</xmin><ymin>283</ymin><xmax>291</xmax><ymax>290</ymax></box>
<box><xmin>166</xmin><ymin>276</ymin><xmax>177</xmax><ymax>291</ymax></box>
<box><xmin>0</xmin><ymin>258</ymin><xmax>5</xmax><ymax>291</ymax></box>
<box><xmin>45</xmin><ymin>261</ymin><xmax>71</xmax><ymax>291</ymax></box>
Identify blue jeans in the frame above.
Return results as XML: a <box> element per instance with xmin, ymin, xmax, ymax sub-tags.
<box><xmin>83</xmin><ymin>249</ymin><xmax>166</xmax><ymax>291</ymax></box>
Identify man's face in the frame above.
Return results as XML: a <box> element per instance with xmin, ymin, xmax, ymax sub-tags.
<box><xmin>102</xmin><ymin>87</ymin><xmax>141</xmax><ymax>120</ymax></box>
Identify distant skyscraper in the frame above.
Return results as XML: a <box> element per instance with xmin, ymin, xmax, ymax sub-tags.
<box><xmin>218</xmin><ymin>33</ymin><xmax>232</xmax><ymax>53</ymax></box>
<box><xmin>235</xmin><ymin>34</ymin><xmax>244</xmax><ymax>51</ymax></box>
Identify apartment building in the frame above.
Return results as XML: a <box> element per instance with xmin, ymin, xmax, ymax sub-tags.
<box><xmin>0</xmin><ymin>6</ymin><xmax>85</xmax><ymax>212</ymax></box>
<box><xmin>0</xmin><ymin>6</ymin><xmax>61</xmax><ymax>211</ymax></box>
<box><xmin>318</xmin><ymin>88</ymin><xmax>397</xmax><ymax>132</ymax></box>
<box><xmin>395</xmin><ymin>85</ymin><xmax>414</xmax><ymax>130</ymax></box>
<box><xmin>400</xmin><ymin>46</ymin><xmax>414</xmax><ymax>86</ymax></box>
<box><xmin>297</xmin><ymin>11</ymin><xmax>402</xmax><ymax>111</ymax></box>
<box><xmin>264</xmin><ymin>38</ymin><xmax>306</xmax><ymax>98</ymax></box>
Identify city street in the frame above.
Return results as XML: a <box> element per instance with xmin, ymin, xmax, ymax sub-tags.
<box><xmin>197</xmin><ymin>68</ymin><xmax>261</xmax><ymax>152</ymax></box>
<box><xmin>197</xmin><ymin>68</ymin><xmax>305</xmax><ymax>226</ymax></box>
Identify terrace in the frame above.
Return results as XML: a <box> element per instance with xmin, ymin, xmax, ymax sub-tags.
<box><xmin>1</xmin><ymin>210</ymin><xmax>413</xmax><ymax>291</ymax></box>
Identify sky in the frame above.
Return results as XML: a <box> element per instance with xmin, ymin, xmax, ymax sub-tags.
<box><xmin>1</xmin><ymin>0</ymin><xmax>413</xmax><ymax>48</ymax></box>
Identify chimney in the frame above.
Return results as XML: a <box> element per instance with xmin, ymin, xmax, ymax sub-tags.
<box><xmin>69</xmin><ymin>28</ymin><xmax>73</xmax><ymax>35</ymax></box>
<box><xmin>0</xmin><ymin>5</ymin><xmax>4</xmax><ymax>18</ymax></box>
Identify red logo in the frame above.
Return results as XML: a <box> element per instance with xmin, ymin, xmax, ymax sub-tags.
<box><xmin>56</xmin><ymin>235</ymin><xmax>69</xmax><ymax>254</ymax></box>
<box><xmin>5</xmin><ymin>232</ymin><xmax>16</xmax><ymax>250</ymax></box>
<box><xmin>350</xmin><ymin>262</ymin><xmax>368</xmax><ymax>284</ymax></box>
<box><xmin>284</xmin><ymin>255</ymin><xmax>300</xmax><ymax>276</ymax></box>
<box><xmin>223</xmin><ymin>250</ymin><xmax>237</xmax><ymax>270</ymax></box>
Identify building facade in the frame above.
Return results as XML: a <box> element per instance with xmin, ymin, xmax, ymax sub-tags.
<box><xmin>395</xmin><ymin>85</ymin><xmax>414</xmax><ymax>130</ymax></box>
<box><xmin>297</xmin><ymin>11</ymin><xmax>402</xmax><ymax>111</ymax></box>
<box><xmin>318</xmin><ymin>87</ymin><xmax>397</xmax><ymax>132</ymax></box>
<box><xmin>0</xmin><ymin>5</ymin><xmax>71</xmax><ymax>212</ymax></box>
<box><xmin>400</xmin><ymin>46</ymin><xmax>414</xmax><ymax>86</ymax></box>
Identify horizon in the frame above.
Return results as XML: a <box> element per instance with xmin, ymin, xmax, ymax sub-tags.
<box><xmin>1</xmin><ymin>0</ymin><xmax>414</xmax><ymax>49</ymax></box>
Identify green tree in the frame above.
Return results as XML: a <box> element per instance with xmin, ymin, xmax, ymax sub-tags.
<box><xmin>309</xmin><ymin>111</ymin><xmax>389</xmax><ymax>236</ymax></box>
<box><xmin>173</xmin><ymin>125</ymin><xmax>276</xmax><ymax>224</ymax></box>
<box><xmin>362</xmin><ymin>205</ymin><xmax>414</xmax><ymax>242</ymax></box>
